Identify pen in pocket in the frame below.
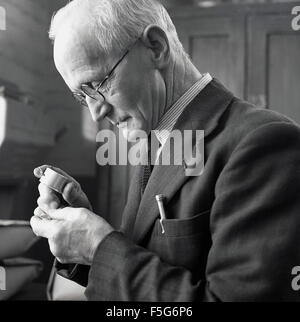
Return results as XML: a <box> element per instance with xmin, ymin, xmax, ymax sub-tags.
<box><xmin>155</xmin><ymin>194</ymin><xmax>166</xmax><ymax>234</ymax></box>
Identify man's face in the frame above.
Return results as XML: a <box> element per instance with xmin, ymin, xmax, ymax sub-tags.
<box><xmin>54</xmin><ymin>28</ymin><xmax>167</xmax><ymax>141</ymax></box>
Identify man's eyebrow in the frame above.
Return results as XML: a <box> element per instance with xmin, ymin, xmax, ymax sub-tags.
<box><xmin>71</xmin><ymin>69</ymin><xmax>111</xmax><ymax>93</ymax></box>
<box><xmin>71</xmin><ymin>80</ymin><xmax>91</xmax><ymax>93</ymax></box>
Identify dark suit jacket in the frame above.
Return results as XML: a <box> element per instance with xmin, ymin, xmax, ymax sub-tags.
<box><xmin>57</xmin><ymin>79</ymin><xmax>300</xmax><ymax>301</ymax></box>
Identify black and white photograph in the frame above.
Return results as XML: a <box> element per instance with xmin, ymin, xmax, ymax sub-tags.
<box><xmin>0</xmin><ymin>0</ymin><xmax>300</xmax><ymax>307</ymax></box>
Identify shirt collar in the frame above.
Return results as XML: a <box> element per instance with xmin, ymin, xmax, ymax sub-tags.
<box><xmin>154</xmin><ymin>73</ymin><xmax>212</xmax><ymax>146</ymax></box>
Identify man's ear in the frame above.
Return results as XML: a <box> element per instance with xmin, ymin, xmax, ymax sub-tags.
<box><xmin>141</xmin><ymin>25</ymin><xmax>170</xmax><ymax>69</ymax></box>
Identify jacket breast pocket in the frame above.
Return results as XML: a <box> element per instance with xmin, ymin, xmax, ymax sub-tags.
<box><xmin>148</xmin><ymin>210</ymin><xmax>211</xmax><ymax>274</ymax></box>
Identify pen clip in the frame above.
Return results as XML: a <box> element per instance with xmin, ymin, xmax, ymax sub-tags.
<box><xmin>156</xmin><ymin>194</ymin><xmax>166</xmax><ymax>234</ymax></box>
<box><xmin>159</xmin><ymin>218</ymin><xmax>165</xmax><ymax>234</ymax></box>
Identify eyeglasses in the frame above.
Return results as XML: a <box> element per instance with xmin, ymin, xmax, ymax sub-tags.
<box><xmin>72</xmin><ymin>38</ymin><xmax>140</xmax><ymax>108</ymax></box>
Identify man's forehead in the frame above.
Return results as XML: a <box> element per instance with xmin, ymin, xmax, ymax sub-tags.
<box><xmin>54</xmin><ymin>27</ymin><xmax>101</xmax><ymax>65</ymax></box>
<box><xmin>53</xmin><ymin>29</ymin><xmax>110</xmax><ymax>90</ymax></box>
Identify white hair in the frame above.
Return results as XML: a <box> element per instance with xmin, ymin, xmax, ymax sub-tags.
<box><xmin>49</xmin><ymin>0</ymin><xmax>188</xmax><ymax>60</ymax></box>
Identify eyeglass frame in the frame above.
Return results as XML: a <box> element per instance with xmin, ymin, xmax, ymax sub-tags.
<box><xmin>72</xmin><ymin>37</ymin><xmax>141</xmax><ymax>108</ymax></box>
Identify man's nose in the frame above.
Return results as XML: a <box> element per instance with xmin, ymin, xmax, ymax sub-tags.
<box><xmin>86</xmin><ymin>97</ymin><xmax>112</xmax><ymax>123</ymax></box>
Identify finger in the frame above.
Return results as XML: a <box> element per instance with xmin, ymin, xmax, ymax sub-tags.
<box><xmin>34</xmin><ymin>206</ymin><xmax>51</xmax><ymax>220</ymax></box>
<box><xmin>33</xmin><ymin>165</ymin><xmax>55</xmax><ymax>179</ymax></box>
<box><xmin>61</xmin><ymin>181</ymin><xmax>85</xmax><ymax>207</ymax></box>
<box><xmin>33</xmin><ymin>166</ymin><xmax>45</xmax><ymax>179</ymax></box>
<box><xmin>37</xmin><ymin>197</ymin><xmax>60</xmax><ymax>211</ymax></box>
<box><xmin>30</xmin><ymin>215</ymin><xmax>54</xmax><ymax>238</ymax></box>
<box><xmin>38</xmin><ymin>183</ymin><xmax>60</xmax><ymax>202</ymax></box>
<box><xmin>38</xmin><ymin>198</ymin><xmax>60</xmax><ymax>215</ymax></box>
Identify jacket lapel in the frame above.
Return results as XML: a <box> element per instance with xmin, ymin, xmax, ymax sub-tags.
<box><xmin>120</xmin><ymin>165</ymin><xmax>143</xmax><ymax>236</ymax></box>
<box><xmin>132</xmin><ymin>79</ymin><xmax>234</xmax><ymax>244</ymax></box>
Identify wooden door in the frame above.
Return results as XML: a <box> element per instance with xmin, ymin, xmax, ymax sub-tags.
<box><xmin>248</xmin><ymin>14</ymin><xmax>300</xmax><ymax>123</ymax></box>
<box><xmin>173</xmin><ymin>14</ymin><xmax>245</xmax><ymax>99</ymax></box>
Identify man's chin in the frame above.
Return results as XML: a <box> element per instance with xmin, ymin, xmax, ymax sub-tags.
<box><xmin>121</xmin><ymin>127</ymin><xmax>147</xmax><ymax>142</ymax></box>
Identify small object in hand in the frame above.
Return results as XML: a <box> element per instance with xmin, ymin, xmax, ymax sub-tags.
<box><xmin>39</xmin><ymin>168</ymin><xmax>69</xmax><ymax>194</ymax></box>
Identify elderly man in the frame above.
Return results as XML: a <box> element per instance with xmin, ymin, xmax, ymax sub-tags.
<box><xmin>31</xmin><ymin>0</ymin><xmax>300</xmax><ymax>301</ymax></box>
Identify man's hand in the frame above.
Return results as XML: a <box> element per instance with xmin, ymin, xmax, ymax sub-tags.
<box><xmin>30</xmin><ymin>206</ymin><xmax>114</xmax><ymax>265</ymax></box>
<box><xmin>33</xmin><ymin>164</ymin><xmax>92</xmax><ymax>210</ymax></box>
<box><xmin>31</xmin><ymin>164</ymin><xmax>114</xmax><ymax>265</ymax></box>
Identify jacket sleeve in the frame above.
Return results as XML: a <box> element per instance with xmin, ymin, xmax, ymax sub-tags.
<box><xmin>83</xmin><ymin>122</ymin><xmax>300</xmax><ymax>301</ymax></box>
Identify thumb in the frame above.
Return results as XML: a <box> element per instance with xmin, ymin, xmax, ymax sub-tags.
<box><xmin>62</xmin><ymin>182</ymin><xmax>91</xmax><ymax>209</ymax></box>
<box><xmin>33</xmin><ymin>166</ymin><xmax>45</xmax><ymax>179</ymax></box>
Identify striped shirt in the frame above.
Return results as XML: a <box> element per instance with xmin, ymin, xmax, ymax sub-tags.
<box><xmin>154</xmin><ymin>73</ymin><xmax>212</xmax><ymax>159</ymax></box>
